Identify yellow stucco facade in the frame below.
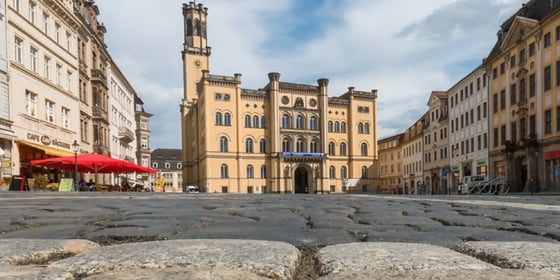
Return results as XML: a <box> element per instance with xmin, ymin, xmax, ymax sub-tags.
<box><xmin>180</xmin><ymin>2</ymin><xmax>379</xmax><ymax>193</ymax></box>
<box><xmin>486</xmin><ymin>3</ymin><xmax>560</xmax><ymax>192</ymax></box>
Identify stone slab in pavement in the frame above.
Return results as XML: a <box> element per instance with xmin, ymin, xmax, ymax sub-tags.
<box><xmin>456</xmin><ymin>241</ymin><xmax>560</xmax><ymax>272</ymax></box>
<box><xmin>1</xmin><ymin>239</ymin><xmax>560</xmax><ymax>279</ymax></box>
<box><xmin>49</xmin><ymin>239</ymin><xmax>300</xmax><ymax>279</ymax></box>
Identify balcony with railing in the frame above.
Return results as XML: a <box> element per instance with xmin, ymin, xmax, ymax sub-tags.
<box><xmin>91</xmin><ymin>69</ymin><xmax>107</xmax><ymax>86</ymax></box>
<box><xmin>118</xmin><ymin>126</ymin><xmax>135</xmax><ymax>143</ymax></box>
<box><xmin>92</xmin><ymin>106</ymin><xmax>108</xmax><ymax>121</ymax></box>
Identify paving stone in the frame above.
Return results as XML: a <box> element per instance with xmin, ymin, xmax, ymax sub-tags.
<box><xmin>0</xmin><ymin>239</ymin><xmax>100</xmax><ymax>265</ymax></box>
<box><xmin>0</xmin><ymin>265</ymin><xmax>73</xmax><ymax>280</ymax></box>
<box><xmin>84</xmin><ymin>267</ymin><xmax>268</xmax><ymax>280</ymax></box>
<box><xmin>49</xmin><ymin>239</ymin><xmax>300</xmax><ymax>280</ymax></box>
<box><xmin>319</xmin><ymin>268</ymin><xmax>560</xmax><ymax>280</ymax></box>
<box><xmin>317</xmin><ymin>242</ymin><xmax>497</xmax><ymax>275</ymax></box>
<box><xmin>456</xmin><ymin>241</ymin><xmax>560</xmax><ymax>272</ymax></box>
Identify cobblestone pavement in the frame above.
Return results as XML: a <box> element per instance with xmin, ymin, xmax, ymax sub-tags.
<box><xmin>0</xmin><ymin>193</ymin><xmax>558</xmax><ymax>279</ymax></box>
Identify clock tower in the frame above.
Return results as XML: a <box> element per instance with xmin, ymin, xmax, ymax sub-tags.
<box><xmin>181</xmin><ymin>2</ymin><xmax>210</xmax><ymax>192</ymax></box>
<box><xmin>181</xmin><ymin>1</ymin><xmax>210</xmax><ymax>104</ymax></box>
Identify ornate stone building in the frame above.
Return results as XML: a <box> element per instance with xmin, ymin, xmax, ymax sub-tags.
<box><xmin>180</xmin><ymin>2</ymin><xmax>379</xmax><ymax>193</ymax></box>
<box><xmin>486</xmin><ymin>0</ymin><xmax>560</xmax><ymax>192</ymax></box>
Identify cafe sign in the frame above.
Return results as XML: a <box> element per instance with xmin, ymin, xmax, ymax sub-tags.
<box><xmin>26</xmin><ymin>133</ymin><xmax>71</xmax><ymax>149</ymax></box>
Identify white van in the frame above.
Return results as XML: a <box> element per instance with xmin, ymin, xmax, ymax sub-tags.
<box><xmin>186</xmin><ymin>185</ymin><xmax>199</xmax><ymax>193</ymax></box>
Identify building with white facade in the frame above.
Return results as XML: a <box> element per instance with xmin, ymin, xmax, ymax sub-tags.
<box><xmin>423</xmin><ymin>91</ymin><xmax>449</xmax><ymax>194</ymax></box>
<box><xmin>448</xmin><ymin>66</ymin><xmax>489</xmax><ymax>192</ymax></box>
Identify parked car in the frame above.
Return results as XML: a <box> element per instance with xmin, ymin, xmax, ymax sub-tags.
<box><xmin>186</xmin><ymin>185</ymin><xmax>199</xmax><ymax>193</ymax></box>
<box><xmin>458</xmin><ymin>175</ymin><xmax>488</xmax><ymax>194</ymax></box>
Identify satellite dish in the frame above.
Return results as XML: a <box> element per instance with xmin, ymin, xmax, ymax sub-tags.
<box><xmin>136</xmin><ymin>174</ymin><xmax>142</xmax><ymax>179</ymax></box>
<box><xmin>0</xmin><ymin>147</ymin><xmax>5</xmax><ymax>157</ymax></box>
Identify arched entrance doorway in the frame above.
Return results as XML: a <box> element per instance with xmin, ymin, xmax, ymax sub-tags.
<box><xmin>294</xmin><ymin>166</ymin><xmax>309</xmax><ymax>193</ymax></box>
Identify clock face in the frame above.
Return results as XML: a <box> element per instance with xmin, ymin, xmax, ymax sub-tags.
<box><xmin>194</xmin><ymin>59</ymin><xmax>202</xmax><ymax>67</ymax></box>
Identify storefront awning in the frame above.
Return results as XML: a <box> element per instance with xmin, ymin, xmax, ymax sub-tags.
<box><xmin>17</xmin><ymin>141</ymin><xmax>74</xmax><ymax>157</ymax></box>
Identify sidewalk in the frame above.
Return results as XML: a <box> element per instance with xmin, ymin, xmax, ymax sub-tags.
<box><xmin>0</xmin><ymin>239</ymin><xmax>559</xmax><ymax>279</ymax></box>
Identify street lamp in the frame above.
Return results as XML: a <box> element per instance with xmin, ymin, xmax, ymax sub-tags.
<box><xmin>72</xmin><ymin>140</ymin><xmax>80</xmax><ymax>192</ymax></box>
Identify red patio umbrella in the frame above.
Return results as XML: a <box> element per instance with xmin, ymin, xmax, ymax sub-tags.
<box><xmin>30</xmin><ymin>153</ymin><xmax>157</xmax><ymax>174</ymax></box>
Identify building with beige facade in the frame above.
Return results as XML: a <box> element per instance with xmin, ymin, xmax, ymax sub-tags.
<box><xmin>423</xmin><ymin>91</ymin><xmax>449</xmax><ymax>194</ymax></box>
<box><xmin>180</xmin><ymin>2</ymin><xmax>379</xmax><ymax>194</ymax></box>
<box><xmin>0</xmin><ymin>0</ymin><xmax>15</xmax><ymax>184</ymax></box>
<box><xmin>486</xmin><ymin>0</ymin><xmax>560</xmax><ymax>193</ymax></box>
<box><xmin>0</xmin><ymin>0</ymin><xmax>151</xmax><ymax>188</ymax></box>
<box><xmin>9</xmin><ymin>0</ymin><xmax>81</xmax><ymax>181</ymax></box>
<box><xmin>135</xmin><ymin>95</ymin><xmax>152</xmax><ymax>186</ymax></box>
<box><xmin>448</xmin><ymin>66</ymin><xmax>489</xmax><ymax>192</ymax></box>
<box><xmin>401</xmin><ymin>114</ymin><xmax>426</xmax><ymax>194</ymax></box>
<box><xmin>378</xmin><ymin>133</ymin><xmax>403</xmax><ymax>193</ymax></box>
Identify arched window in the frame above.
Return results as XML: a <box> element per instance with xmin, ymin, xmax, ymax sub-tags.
<box><xmin>245</xmin><ymin>115</ymin><xmax>251</xmax><ymax>127</ymax></box>
<box><xmin>361</xmin><ymin>166</ymin><xmax>368</xmax><ymax>179</ymax></box>
<box><xmin>224</xmin><ymin>113</ymin><xmax>231</xmax><ymax>126</ymax></box>
<box><xmin>340</xmin><ymin>142</ymin><xmax>347</xmax><ymax>156</ymax></box>
<box><xmin>247</xmin><ymin>165</ymin><xmax>254</xmax><ymax>179</ymax></box>
<box><xmin>260</xmin><ymin>165</ymin><xmax>267</xmax><ymax>178</ymax></box>
<box><xmin>341</xmin><ymin>122</ymin><xmax>347</xmax><ymax>133</ymax></box>
<box><xmin>245</xmin><ymin>138</ymin><xmax>254</xmax><ymax>153</ymax></box>
<box><xmin>361</xmin><ymin>143</ymin><xmax>368</xmax><ymax>156</ymax></box>
<box><xmin>253</xmin><ymin>115</ymin><xmax>259</xmax><ymax>128</ymax></box>
<box><xmin>358</xmin><ymin>122</ymin><xmax>364</xmax><ymax>134</ymax></box>
<box><xmin>220</xmin><ymin>164</ymin><xmax>229</xmax><ymax>178</ymax></box>
<box><xmin>296</xmin><ymin>138</ymin><xmax>305</xmax><ymax>152</ymax></box>
<box><xmin>310</xmin><ymin>139</ymin><xmax>318</xmax><ymax>153</ymax></box>
<box><xmin>310</xmin><ymin>116</ymin><xmax>318</xmax><ymax>130</ymax></box>
<box><xmin>328</xmin><ymin>121</ymin><xmax>333</xmax><ymax>132</ymax></box>
<box><xmin>341</xmin><ymin>166</ymin><xmax>347</xmax><ymax>179</ymax></box>
<box><xmin>259</xmin><ymin>139</ymin><xmax>267</xmax><ymax>153</ymax></box>
<box><xmin>215</xmin><ymin>112</ymin><xmax>222</xmax><ymax>125</ymax></box>
<box><xmin>329</xmin><ymin>166</ymin><xmax>336</xmax><ymax>179</ymax></box>
<box><xmin>152</xmin><ymin>162</ymin><xmax>158</xmax><ymax>168</ymax></box>
<box><xmin>364</xmin><ymin>123</ymin><xmax>370</xmax><ymax>134</ymax></box>
<box><xmin>220</xmin><ymin>136</ymin><xmax>228</xmax><ymax>152</ymax></box>
<box><xmin>334</xmin><ymin>121</ymin><xmax>340</xmax><ymax>133</ymax></box>
<box><xmin>282</xmin><ymin>138</ymin><xmax>291</xmax><ymax>152</ymax></box>
<box><xmin>296</xmin><ymin>115</ymin><xmax>304</xmax><ymax>129</ymax></box>
<box><xmin>282</xmin><ymin>114</ymin><xmax>291</xmax><ymax>128</ymax></box>
<box><xmin>328</xmin><ymin>142</ymin><xmax>335</xmax><ymax>156</ymax></box>
<box><xmin>261</xmin><ymin>116</ymin><xmax>267</xmax><ymax>128</ymax></box>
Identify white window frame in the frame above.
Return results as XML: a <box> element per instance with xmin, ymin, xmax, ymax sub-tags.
<box><xmin>28</xmin><ymin>1</ymin><xmax>36</xmax><ymax>24</ymax></box>
<box><xmin>25</xmin><ymin>91</ymin><xmax>37</xmax><ymax>117</ymax></box>
<box><xmin>14</xmin><ymin>37</ymin><xmax>22</xmax><ymax>63</ymax></box>
<box><xmin>13</xmin><ymin>0</ymin><xmax>20</xmax><ymax>13</ymax></box>
<box><xmin>45</xmin><ymin>99</ymin><xmax>55</xmax><ymax>123</ymax></box>
<box><xmin>42</xmin><ymin>13</ymin><xmax>49</xmax><ymax>34</ymax></box>
<box><xmin>29</xmin><ymin>47</ymin><xmax>37</xmax><ymax>72</ymax></box>
<box><xmin>56</xmin><ymin>64</ymin><xmax>62</xmax><ymax>85</ymax></box>
<box><xmin>67</xmin><ymin>71</ymin><xmax>72</xmax><ymax>91</ymax></box>
<box><xmin>55</xmin><ymin>23</ymin><xmax>61</xmax><ymax>43</ymax></box>
<box><xmin>44</xmin><ymin>56</ymin><xmax>51</xmax><ymax>79</ymax></box>
<box><xmin>61</xmin><ymin>107</ymin><xmax>70</xmax><ymax>129</ymax></box>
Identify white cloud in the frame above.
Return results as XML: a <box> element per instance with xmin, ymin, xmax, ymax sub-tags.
<box><xmin>95</xmin><ymin>0</ymin><xmax>526</xmax><ymax>148</ymax></box>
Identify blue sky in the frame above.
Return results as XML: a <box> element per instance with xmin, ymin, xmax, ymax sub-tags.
<box><xmin>95</xmin><ymin>0</ymin><xmax>526</xmax><ymax>149</ymax></box>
